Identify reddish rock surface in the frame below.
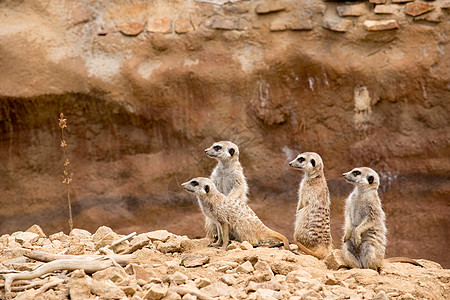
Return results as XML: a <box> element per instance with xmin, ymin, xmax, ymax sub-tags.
<box><xmin>0</xmin><ymin>0</ymin><xmax>449</xmax><ymax>270</ymax></box>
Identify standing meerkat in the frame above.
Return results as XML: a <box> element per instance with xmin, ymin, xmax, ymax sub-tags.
<box><xmin>204</xmin><ymin>141</ymin><xmax>249</xmax><ymax>241</ymax></box>
<box><xmin>289</xmin><ymin>152</ymin><xmax>332</xmax><ymax>259</ymax></box>
<box><xmin>342</xmin><ymin>167</ymin><xmax>423</xmax><ymax>271</ymax></box>
<box><xmin>342</xmin><ymin>167</ymin><xmax>387</xmax><ymax>270</ymax></box>
<box><xmin>182</xmin><ymin>177</ymin><xmax>290</xmax><ymax>250</ymax></box>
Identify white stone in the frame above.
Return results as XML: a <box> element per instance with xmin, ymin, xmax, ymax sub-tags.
<box><xmin>236</xmin><ymin>261</ymin><xmax>254</xmax><ymax>273</ymax></box>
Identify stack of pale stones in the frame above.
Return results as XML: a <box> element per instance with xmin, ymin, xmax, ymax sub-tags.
<box><xmin>0</xmin><ymin>225</ymin><xmax>448</xmax><ymax>299</ymax></box>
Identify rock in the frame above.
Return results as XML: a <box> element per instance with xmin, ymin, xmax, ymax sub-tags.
<box><xmin>255</xmin><ymin>288</ymin><xmax>281</xmax><ymax>300</ymax></box>
<box><xmin>147</xmin><ymin>230</ymin><xmax>172</xmax><ymax>242</ymax></box>
<box><xmin>120</xmin><ymin>22</ymin><xmax>145</xmax><ymax>36</ymax></box>
<box><xmin>69</xmin><ymin>228</ymin><xmax>91</xmax><ymax>237</ymax></box>
<box><xmin>147</xmin><ymin>17</ymin><xmax>172</xmax><ymax>34</ymax></box>
<box><xmin>286</xmin><ymin>270</ymin><xmax>313</xmax><ymax>282</ymax></box>
<box><xmin>200</xmin><ymin>282</ymin><xmax>230</xmax><ymax>298</ymax></box>
<box><xmin>392</xmin><ymin>0</ymin><xmax>414</xmax><ymax>3</ymax></box>
<box><xmin>325</xmin><ymin>249</ymin><xmax>346</xmax><ymax>270</ymax></box>
<box><xmin>400</xmin><ymin>293</ymin><xmax>415</xmax><ymax>300</ymax></box>
<box><xmin>226</xmin><ymin>241</ymin><xmax>241</xmax><ymax>250</ymax></box>
<box><xmin>49</xmin><ymin>231</ymin><xmax>70</xmax><ymax>243</ymax></box>
<box><xmin>93</xmin><ymin>266</ymin><xmax>129</xmax><ymax>285</ymax></box>
<box><xmin>293</xmin><ymin>289</ymin><xmax>321</xmax><ymax>299</ymax></box>
<box><xmin>162</xmin><ymin>291</ymin><xmax>182</xmax><ymax>300</ymax></box>
<box><xmin>363</xmin><ymin>19</ymin><xmax>399</xmax><ymax>31</ymax></box>
<box><xmin>173</xmin><ymin>271</ymin><xmax>189</xmax><ymax>285</ymax></box>
<box><xmin>126</xmin><ymin>234</ymin><xmax>150</xmax><ymax>253</ymax></box>
<box><xmin>125</xmin><ymin>264</ymin><xmax>157</xmax><ymax>282</ymax></box>
<box><xmin>415</xmin><ymin>9</ymin><xmax>444</xmax><ymax>23</ymax></box>
<box><xmin>68</xmin><ymin>269</ymin><xmax>92</xmax><ymax>300</ymax></box>
<box><xmin>67</xmin><ymin>243</ymin><xmax>85</xmax><ymax>255</ymax></box>
<box><xmin>165</xmin><ymin>260</ymin><xmax>180</xmax><ymax>268</ymax></box>
<box><xmin>91</xmin><ymin>279</ymin><xmax>126</xmax><ymax>299</ymax></box>
<box><xmin>324</xmin><ymin>273</ymin><xmax>340</xmax><ymax>285</ymax></box>
<box><xmin>404</xmin><ymin>2</ymin><xmax>436</xmax><ymax>17</ymax></box>
<box><xmin>255</xmin><ymin>2</ymin><xmax>287</xmax><ymax>14</ymax></box>
<box><xmin>373</xmin><ymin>291</ymin><xmax>389</xmax><ymax>300</ymax></box>
<box><xmin>175</xmin><ymin>18</ymin><xmax>194</xmax><ymax>34</ymax></box>
<box><xmin>205</xmin><ymin>16</ymin><xmax>240</xmax><ymax>30</ymax></box>
<box><xmin>254</xmin><ymin>261</ymin><xmax>274</xmax><ymax>275</ymax></box>
<box><xmin>26</xmin><ymin>224</ymin><xmax>46</xmax><ymax>238</ymax></box>
<box><xmin>15</xmin><ymin>232</ymin><xmax>39</xmax><ymax>245</ymax></box>
<box><xmin>195</xmin><ymin>277</ymin><xmax>211</xmax><ymax>289</ymax></box>
<box><xmin>181</xmin><ymin>294</ymin><xmax>196</xmax><ymax>300</ymax></box>
<box><xmin>374</xmin><ymin>5</ymin><xmax>401</xmax><ymax>14</ymax></box>
<box><xmin>236</xmin><ymin>260</ymin><xmax>254</xmax><ymax>273</ymax></box>
<box><xmin>122</xmin><ymin>285</ymin><xmax>137</xmax><ymax>296</ymax></box>
<box><xmin>220</xmin><ymin>274</ymin><xmax>238</xmax><ymax>286</ymax></box>
<box><xmin>337</xmin><ymin>3</ymin><xmax>368</xmax><ymax>17</ymax></box>
<box><xmin>95</xmin><ymin>232</ymin><xmax>119</xmax><ymax>249</ymax></box>
<box><xmin>145</xmin><ymin>284</ymin><xmax>168</xmax><ymax>300</ymax></box>
<box><xmin>181</xmin><ymin>254</ymin><xmax>210</xmax><ymax>267</ymax></box>
<box><xmin>240</xmin><ymin>241</ymin><xmax>253</xmax><ymax>250</ymax></box>
<box><xmin>93</xmin><ymin>226</ymin><xmax>114</xmax><ymax>243</ymax></box>
<box><xmin>369</xmin><ymin>0</ymin><xmax>387</xmax><ymax>4</ymax></box>
<box><xmin>323</xmin><ymin>17</ymin><xmax>352</xmax><ymax>32</ymax></box>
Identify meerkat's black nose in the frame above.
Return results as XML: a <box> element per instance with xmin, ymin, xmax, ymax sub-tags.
<box><xmin>289</xmin><ymin>162</ymin><xmax>292</xmax><ymax>166</ymax></box>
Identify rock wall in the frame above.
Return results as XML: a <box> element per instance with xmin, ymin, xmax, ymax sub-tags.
<box><xmin>0</xmin><ymin>0</ymin><xmax>449</xmax><ymax>267</ymax></box>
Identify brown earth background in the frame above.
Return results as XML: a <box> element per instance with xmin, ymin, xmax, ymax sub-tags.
<box><xmin>0</xmin><ymin>0</ymin><xmax>449</xmax><ymax>268</ymax></box>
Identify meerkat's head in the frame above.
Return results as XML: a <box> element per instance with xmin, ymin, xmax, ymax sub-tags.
<box><xmin>181</xmin><ymin>177</ymin><xmax>217</xmax><ymax>197</ymax></box>
<box><xmin>343</xmin><ymin>167</ymin><xmax>380</xmax><ymax>189</ymax></box>
<box><xmin>289</xmin><ymin>152</ymin><xmax>324</xmax><ymax>176</ymax></box>
<box><xmin>204</xmin><ymin>141</ymin><xmax>239</xmax><ymax>162</ymax></box>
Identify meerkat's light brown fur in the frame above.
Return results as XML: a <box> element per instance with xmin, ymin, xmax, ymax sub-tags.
<box><xmin>204</xmin><ymin>141</ymin><xmax>248</xmax><ymax>241</ymax></box>
<box><xmin>182</xmin><ymin>177</ymin><xmax>290</xmax><ymax>250</ymax></box>
<box><xmin>289</xmin><ymin>152</ymin><xmax>332</xmax><ymax>259</ymax></box>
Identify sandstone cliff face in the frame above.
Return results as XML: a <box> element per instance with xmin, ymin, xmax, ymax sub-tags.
<box><xmin>0</xmin><ymin>0</ymin><xmax>449</xmax><ymax>267</ymax></box>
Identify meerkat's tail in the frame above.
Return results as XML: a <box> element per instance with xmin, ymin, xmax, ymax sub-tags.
<box><xmin>385</xmin><ymin>257</ymin><xmax>424</xmax><ymax>267</ymax></box>
<box><xmin>293</xmin><ymin>241</ymin><xmax>324</xmax><ymax>260</ymax></box>
<box><xmin>266</xmin><ymin>229</ymin><xmax>291</xmax><ymax>251</ymax></box>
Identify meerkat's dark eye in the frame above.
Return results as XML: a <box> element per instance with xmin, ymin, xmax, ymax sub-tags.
<box><xmin>205</xmin><ymin>185</ymin><xmax>210</xmax><ymax>193</ymax></box>
<box><xmin>297</xmin><ymin>157</ymin><xmax>305</xmax><ymax>163</ymax></box>
<box><xmin>213</xmin><ymin>145</ymin><xmax>222</xmax><ymax>151</ymax></box>
<box><xmin>311</xmin><ymin>159</ymin><xmax>316</xmax><ymax>167</ymax></box>
<box><xmin>228</xmin><ymin>148</ymin><xmax>235</xmax><ymax>156</ymax></box>
<box><xmin>352</xmin><ymin>170</ymin><xmax>361</xmax><ymax>176</ymax></box>
<box><xmin>190</xmin><ymin>181</ymin><xmax>199</xmax><ymax>186</ymax></box>
<box><xmin>367</xmin><ymin>176</ymin><xmax>374</xmax><ymax>184</ymax></box>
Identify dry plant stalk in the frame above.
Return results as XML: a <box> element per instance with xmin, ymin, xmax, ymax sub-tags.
<box><xmin>58</xmin><ymin>113</ymin><xmax>73</xmax><ymax>232</ymax></box>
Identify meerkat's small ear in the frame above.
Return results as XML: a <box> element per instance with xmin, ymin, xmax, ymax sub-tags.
<box><xmin>311</xmin><ymin>159</ymin><xmax>316</xmax><ymax>167</ymax></box>
<box><xmin>229</xmin><ymin>148</ymin><xmax>235</xmax><ymax>156</ymax></box>
<box><xmin>368</xmin><ymin>176</ymin><xmax>374</xmax><ymax>184</ymax></box>
<box><xmin>205</xmin><ymin>185</ymin><xmax>210</xmax><ymax>193</ymax></box>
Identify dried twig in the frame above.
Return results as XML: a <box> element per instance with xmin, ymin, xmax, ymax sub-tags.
<box><xmin>23</xmin><ymin>250</ymin><xmax>135</xmax><ymax>266</ymax></box>
<box><xmin>2</xmin><ymin>257</ymin><xmax>119</xmax><ymax>294</ymax></box>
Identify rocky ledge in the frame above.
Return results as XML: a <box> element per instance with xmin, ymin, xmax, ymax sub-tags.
<box><xmin>1</xmin><ymin>225</ymin><xmax>449</xmax><ymax>300</ymax></box>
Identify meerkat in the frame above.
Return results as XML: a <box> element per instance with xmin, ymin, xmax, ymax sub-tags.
<box><xmin>288</xmin><ymin>152</ymin><xmax>332</xmax><ymax>259</ymax></box>
<box><xmin>204</xmin><ymin>141</ymin><xmax>249</xmax><ymax>241</ymax></box>
<box><xmin>182</xmin><ymin>177</ymin><xmax>290</xmax><ymax>250</ymax></box>
<box><xmin>342</xmin><ymin>167</ymin><xmax>423</xmax><ymax>271</ymax></box>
